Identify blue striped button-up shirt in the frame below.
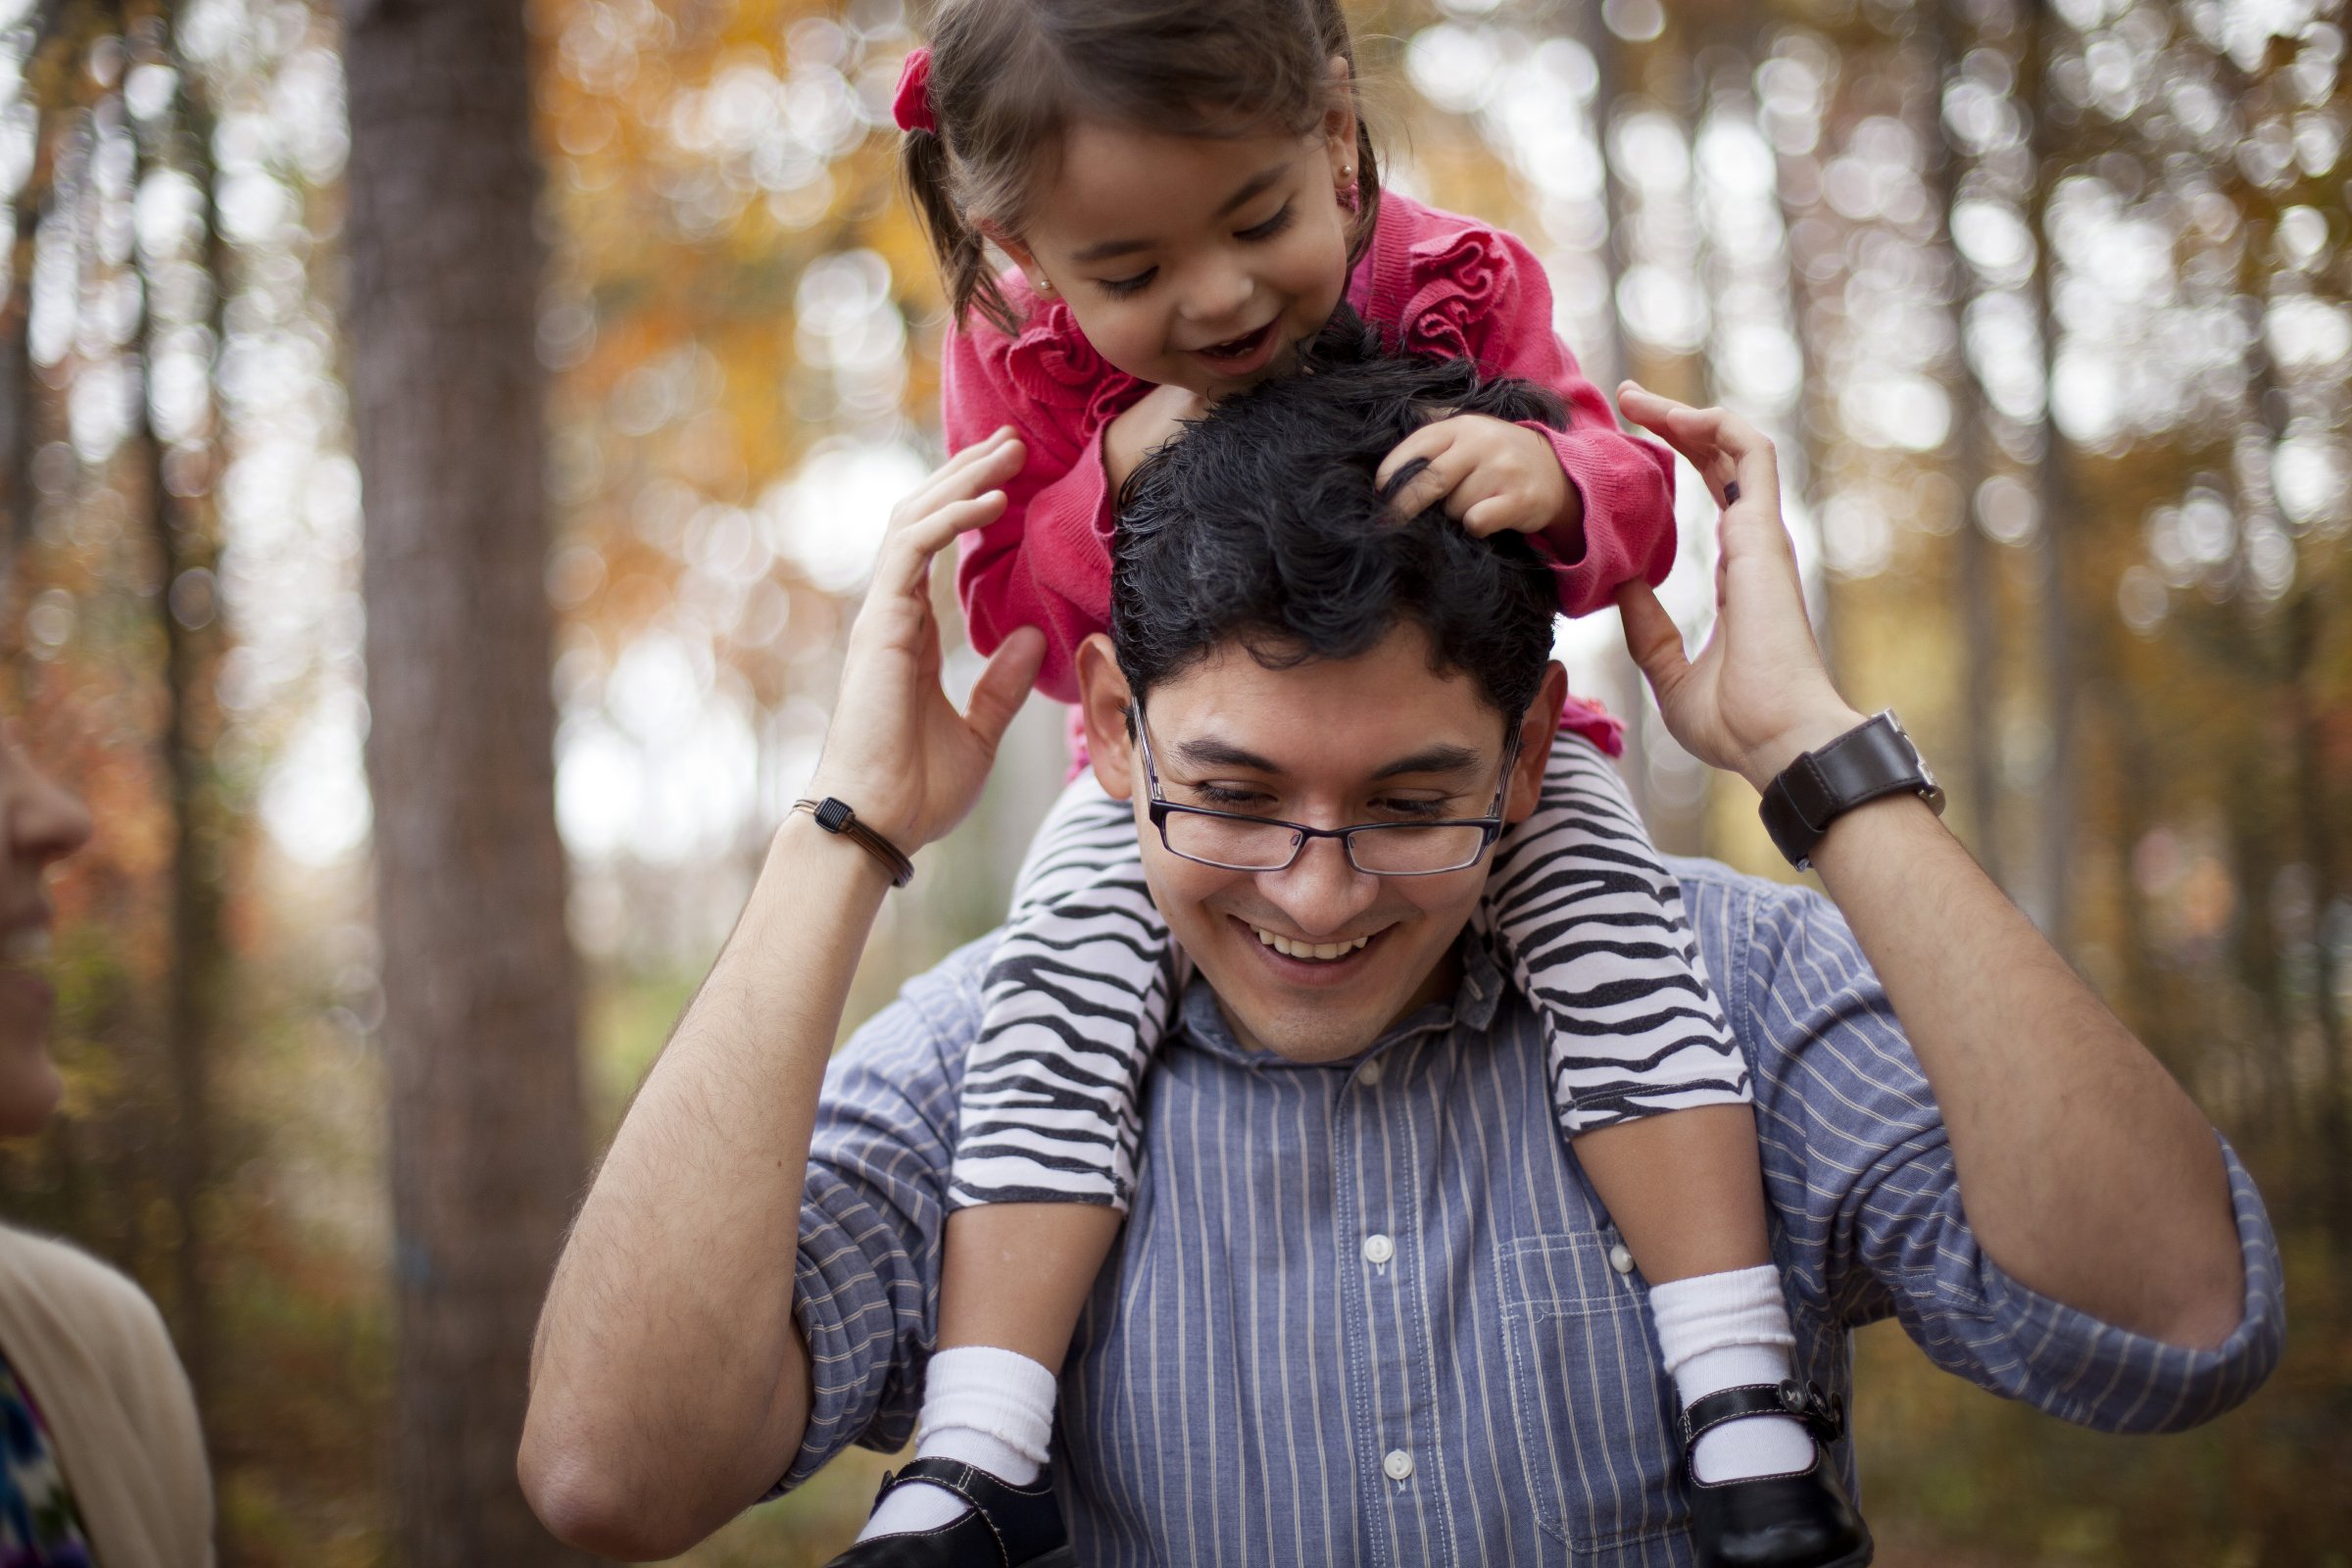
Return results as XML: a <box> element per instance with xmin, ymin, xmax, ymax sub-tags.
<box><xmin>783</xmin><ymin>859</ymin><xmax>2284</xmax><ymax>1566</ymax></box>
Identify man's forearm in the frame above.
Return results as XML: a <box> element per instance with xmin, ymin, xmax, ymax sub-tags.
<box><xmin>1804</xmin><ymin>789</ymin><xmax>2245</xmax><ymax>1348</ymax></box>
<box><xmin>519</xmin><ymin>816</ymin><xmax>893</xmax><ymax>1557</ymax></box>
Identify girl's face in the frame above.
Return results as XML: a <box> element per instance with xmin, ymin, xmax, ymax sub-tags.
<box><xmin>0</xmin><ymin>722</ymin><xmax>91</xmax><ymax>1139</ymax></box>
<box><xmin>999</xmin><ymin>93</ymin><xmax>1359</xmax><ymax>400</ymax></box>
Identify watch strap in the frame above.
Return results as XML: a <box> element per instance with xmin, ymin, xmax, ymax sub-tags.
<box><xmin>793</xmin><ymin>797</ymin><xmax>915</xmax><ymax>888</ymax></box>
<box><xmin>1758</xmin><ymin>711</ymin><xmax>1944</xmax><ymax>870</ymax></box>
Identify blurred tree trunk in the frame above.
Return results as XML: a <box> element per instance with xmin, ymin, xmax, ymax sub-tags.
<box><xmin>1574</xmin><ymin>0</ymin><xmax>1662</xmax><ymax>826</ymax></box>
<box><xmin>1</xmin><ymin>2</ymin><xmax>67</xmax><ymax>659</ymax></box>
<box><xmin>2021</xmin><ymin>0</ymin><xmax>2078</xmax><ymax>948</ymax></box>
<box><xmin>341</xmin><ymin>1</ymin><xmax>589</xmax><ymax>1563</ymax></box>
<box><xmin>2284</xmin><ymin>590</ymin><xmax>2351</xmax><ymax>1246</ymax></box>
<box><xmin>125</xmin><ymin>0</ymin><xmax>226</xmax><ymax>1421</ymax></box>
<box><xmin>1924</xmin><ymin>0</ymin><xmax>2003</xmax><ymax>884</ymax></box>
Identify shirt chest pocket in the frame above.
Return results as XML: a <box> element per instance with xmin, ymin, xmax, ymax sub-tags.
<box><xmin>1497</xmin><ymin>1232</ymin><xmax>1687</xmax><ymax>1555</ymax></box>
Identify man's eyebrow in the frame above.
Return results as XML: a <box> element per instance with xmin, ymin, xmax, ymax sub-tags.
<box><xmin>1370</xmin><ymin>745</ymin><xmax>1485</xmax><ymax>781</ymax></box>
<box><xmin>1169</xmin><ymin>739</ymin><xmax>1486</xmax><ymax>780</ymax></box>
<box><xmin>1172</xmin><ymin>737</ymin><xmax>1283</xmax><ymax>773</ymax></box>
<box><xmin>1065</xmin><ymin>164</ymin><xmax>1291</xmax><ymax>266</ymax></box>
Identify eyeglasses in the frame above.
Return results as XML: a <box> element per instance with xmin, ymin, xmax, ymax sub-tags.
<box><xmin>1134</xmin><ymin>706</ymin><xmax>1520</xmax><ymax>876</ymax></box>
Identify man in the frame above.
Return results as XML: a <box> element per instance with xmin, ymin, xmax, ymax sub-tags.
<box><xmin>518</xmin><ymin>341</ymin><xmax>2282</xmax><ymax>1567</ymax></box>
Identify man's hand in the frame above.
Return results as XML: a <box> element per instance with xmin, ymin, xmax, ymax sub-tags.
<box><xmin>1374</xmin><ymin>414</ymin><xmax>1579</xmax><ymax>539</ymax></box>
<box><xmin>806</xmin><ymin>428</ymin><xmax>1046</xmax><ymax>849</ymax></box>
<box><xmin>1610</xmin><ymin>383</ymin><xmax>1862</xmax><ymax>792</ymax></box>
<box><xmin>1103</xmin><ymin>384</ymin><xmax>1209</xmax><ymax>491</ymax></box>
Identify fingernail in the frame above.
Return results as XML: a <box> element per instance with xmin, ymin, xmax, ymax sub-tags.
<box><xmin>1724</xmin><ymin>480</ymin><xmax>1742</xmax><ymax>503</ymax></box>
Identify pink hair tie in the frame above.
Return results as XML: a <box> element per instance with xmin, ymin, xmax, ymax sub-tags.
<box><xmin>893</xmin><ymin>46</ymin><xmax>938</xmax><ymax>134</ymax></box>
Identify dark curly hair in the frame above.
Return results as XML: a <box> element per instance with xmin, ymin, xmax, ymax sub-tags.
<box><xmin>1109</xmin><ymin>309</ymin><xmax>1564</xmax><ymax>727</ymax></box>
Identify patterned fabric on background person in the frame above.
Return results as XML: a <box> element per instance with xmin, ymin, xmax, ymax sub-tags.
<box><xmin>0</xmin><ymin>1352</ymin><xmax>94</xmax><ymax>1568</ymax></box>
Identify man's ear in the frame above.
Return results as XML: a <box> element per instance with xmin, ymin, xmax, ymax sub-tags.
<box><xmin>1502</xmin><ymin>663</ymin><xmax>1570</xmax><ymax>827</ymax></box>
<box><xmin>1074</xmin><ymin>634</ymin><xmax>1138</xmax><ymax>801</ymax></box>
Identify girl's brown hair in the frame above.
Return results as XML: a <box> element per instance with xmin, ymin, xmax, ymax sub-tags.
<box><xmin>902</xmin><ymin>0</ymin><xmax>1383</xmax><ymax>336</ymax></box>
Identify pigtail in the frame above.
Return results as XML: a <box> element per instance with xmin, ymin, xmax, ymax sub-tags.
<box><xmin>902</xmin><ymin>127</ymin><xmax>1020</xmax><ymax>338</ymax></box>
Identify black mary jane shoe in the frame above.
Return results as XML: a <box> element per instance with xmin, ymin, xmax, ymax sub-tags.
<box><xmin>821</xmin><ymin>1456</ymin><xmax>1077</xmax><ymax>1568</ymax></box>
<box><xmin>1683</xmin><ymin>1379</ymin><xmax>1874</xmax><ymax>1568</ymax></box>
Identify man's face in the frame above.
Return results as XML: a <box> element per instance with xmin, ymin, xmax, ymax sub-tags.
<box><xmin>1078</xmin><ymin>626</ymin><xmax>1561</xmax><ymax>1065</ymax></box>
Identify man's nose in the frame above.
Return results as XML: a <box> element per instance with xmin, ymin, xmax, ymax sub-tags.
<box><xmin>1257</xmin><ymin>834</ymin><xmax>1381</xmax><ymax>936</ymax></box>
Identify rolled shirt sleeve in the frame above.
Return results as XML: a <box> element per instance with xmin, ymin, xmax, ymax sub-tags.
<box><xmin>1704</xmin><ymin>864</ymin><xmax>2288</xmax><ymax>1436</ymax></box>
<box><xmin>774</xmin><ymin>943</ymin><xmax>990</xmax><ymax>1491</ymax></box>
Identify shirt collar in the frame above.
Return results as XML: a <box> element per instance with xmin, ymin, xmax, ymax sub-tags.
<box><xmin>1172</xmin><ymin>930</ymin><xmax>1506</xmax><ymax>1070</ymax></box>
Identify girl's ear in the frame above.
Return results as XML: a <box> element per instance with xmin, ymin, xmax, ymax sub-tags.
<box><xmin>977</xmin><ymin>220</ymin><xmax>1053</xmax><ymax>297</ymax></box>
<box><xmin>1323</xmin><ymin>55</ymin><xmax>1359</xmax><ymax>172</ymax></box>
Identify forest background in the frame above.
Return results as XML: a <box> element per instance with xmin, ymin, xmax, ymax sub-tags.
<box><xmin>0</xmin><ymin>0</ymin><xmax>2345</xmax><ymax>1563</ymax></box>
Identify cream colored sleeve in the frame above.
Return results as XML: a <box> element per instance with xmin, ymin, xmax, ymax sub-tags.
<box><xmin>0</xmin><ymin>1227</ymin><xmax>216</xmax><ymax>1568</ymax></box>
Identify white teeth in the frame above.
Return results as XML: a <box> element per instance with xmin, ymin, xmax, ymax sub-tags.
<box><xmin>0</xmin><ymin>928</ymin><xmax>50</xmax><ymax>966</ymax></box>
<box><xmin>1250</xmin><ymin>923</ymin><xmax>1371</xmax><ymax>961</ymax></box>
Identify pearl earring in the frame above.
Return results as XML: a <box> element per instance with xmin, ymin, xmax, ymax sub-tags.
<box><xmin>1035</xmin><ymin>276</ymin><xmax>1056</xmax><ymax>295</ymax></box>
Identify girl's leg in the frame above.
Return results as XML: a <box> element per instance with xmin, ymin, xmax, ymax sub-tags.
<box><xmin>1480</xmin><ymin>731</ymin><xmax>1815</xmax><ymax>1488</ymax></box>
<box><xmin>859</xmin><ymin>773</ymin><xmax>1172</xmax><ymax>1543</ymax></box>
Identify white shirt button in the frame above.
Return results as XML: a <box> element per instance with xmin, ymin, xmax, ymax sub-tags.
<box><xmin>1357</xmin><ymin>1056</ymin><xmax>1383</xmax><ymax>1087</ymax></box>
<box><xmin>1362</xmin><ymin>1233</ymin><xmax>1396</xmax><ymax>1267</ymax></box>
<box><xmin>1608</xmin><ymin>1242</ymin><xmax>1637</xmax><ymax>1276</ymax></box>
<box><xmin>1383</xmin><ymin>1448</ymin><xmax>1415</xmax><ymax>1482</ymax></box>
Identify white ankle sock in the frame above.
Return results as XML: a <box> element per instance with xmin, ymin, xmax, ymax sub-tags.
<box><xmin>1646</xmin><ymin>1265</ymin><xmax>1816</xmax><ymax>1485</ymax></box>
<box><xmin>857</xmin><ymin>1346</ymin><xmax>1057</xmax><ymax>1542</ymax></box>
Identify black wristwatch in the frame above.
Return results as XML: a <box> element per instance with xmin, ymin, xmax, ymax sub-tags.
<box><xmin>1758</xmin><ymin>710</ymin><xmax>1945</xmax><ymax>870</ymax></box>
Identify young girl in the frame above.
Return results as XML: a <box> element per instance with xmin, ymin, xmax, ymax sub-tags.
<box><xmin>836</xmin><ymin>4</ymin><xmax>1870</xmax><ymax>1566</ymax></box>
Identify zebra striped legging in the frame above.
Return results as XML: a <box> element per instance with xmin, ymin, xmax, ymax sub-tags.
<box><xmin>949</xmin><ymin>727</ymin><xmax>1747</xmax><ymax>1209</ymax></box>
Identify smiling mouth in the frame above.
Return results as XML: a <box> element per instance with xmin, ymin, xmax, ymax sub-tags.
<box><xmin>1245</xmin><ymin>919</ymin><xmax>1380</xmax><ymax>962</ymax></box>
<box><xmin>1192</xmin><ymin>320</ymin><xmax>1274</xmax><ymax>365</ymax></box>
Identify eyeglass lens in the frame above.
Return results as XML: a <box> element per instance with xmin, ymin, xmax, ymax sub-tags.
<box><xmin>1160</xmin><ymin>813</ymin><xmax>1490</xmax><ymax>874</ymax></box>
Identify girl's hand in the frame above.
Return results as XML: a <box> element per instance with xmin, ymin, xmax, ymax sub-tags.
<box><xmin>1375</xmin><ymin>415</ymin><xmax>1579</xmax><ymax>539</ymax></box>
<box><xmin>805</xmin><ymin>429</ymin><xmax>1047</xmax><ymax>850</ymax></box>
<box><xmin>1610</xmin><ymin>383</ymin><xmax>1863</xmax><ymax>793</ymax></box>
<box><xmin>1103</xmin><ymin>384</ymin><xmax>1210</xmax><ymax>491</ymax></box>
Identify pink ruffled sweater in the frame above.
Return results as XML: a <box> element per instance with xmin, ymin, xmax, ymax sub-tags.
<box><xmin>947</xmin><ymin>194</ymin><xmax>1676</xmax><ymax>755</ymax></box>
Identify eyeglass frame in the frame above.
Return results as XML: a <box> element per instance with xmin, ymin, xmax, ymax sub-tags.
<box><xmin>1131</xmin><ymin>703</ymin><xmax>1524</xmax><ymax>877</ymax></box>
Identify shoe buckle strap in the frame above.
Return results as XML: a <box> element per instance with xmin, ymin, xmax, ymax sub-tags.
<box><xmin>869</xmin><ymin>1459</ymin><xmax>1017</xmax><ymax>1566</ymax></box>
<box><xmin>1681</xmin><ymin>1379</ymin><xmax>1845</xmax><ymax>1451</ymax></box>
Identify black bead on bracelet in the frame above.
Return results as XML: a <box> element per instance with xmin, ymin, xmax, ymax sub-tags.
<box><xmin>792</xmin><ymin>797</ymin><xmax>915</xmax><ymax>888</ymax></box>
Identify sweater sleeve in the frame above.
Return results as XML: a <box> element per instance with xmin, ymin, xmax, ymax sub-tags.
<box><xmin>944</xmin><ymin>305</ymin><xmax>1139</xmax><ymax>706</ymax></box>
<box><xmin>1391</xmin><ymin>218</ymin><xmax>1678</xmax><ymax>618</ymax></box>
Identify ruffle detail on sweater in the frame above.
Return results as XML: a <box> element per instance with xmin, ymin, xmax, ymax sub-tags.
<box><xmin>1392</xmin><ymin>224</ymin><xmax>1515</xmax><ymax>373</ymax></box>
<box><xmin>1000</xmin><ymin>293</ymin><xmax>1141</xmax><ymax>431</ymax></box>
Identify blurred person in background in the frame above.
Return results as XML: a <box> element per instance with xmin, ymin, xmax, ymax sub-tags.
<box><xmin>0</xmin><ymin>720</ymin><xmax>215</xmax><ymax>1568</ymax></box>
